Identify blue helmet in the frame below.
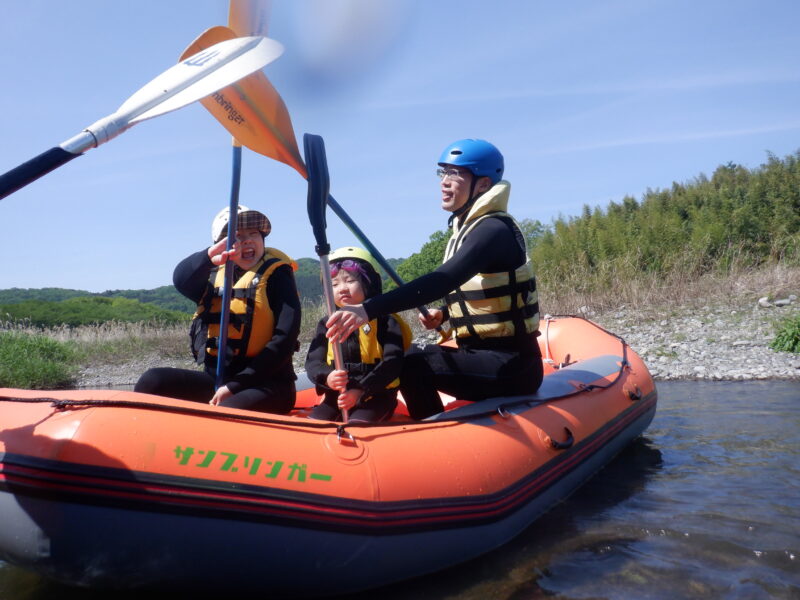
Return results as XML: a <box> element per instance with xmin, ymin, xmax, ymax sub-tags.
<box><xmin>438</xmin><ymin>139</ymin><xmax>504</xmax><ymax>184</ymax></box>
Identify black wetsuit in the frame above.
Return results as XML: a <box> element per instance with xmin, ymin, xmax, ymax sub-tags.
<box><xmin>134</xmin><ymin>250</ymin><xmax>301</xmax><ymax>414</ymax></box>
<box><xmin>364</xmin><ymin>216</ymin><xmax>543</xmax><ymax>419</ymax></box>
<box><xmin>305</xmin><ymin>315</ymin><xmax>405</xmax><ymax>422</ymax></box>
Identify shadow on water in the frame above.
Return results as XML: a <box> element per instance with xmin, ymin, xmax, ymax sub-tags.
<box><xmin>329</xmin><ymin>437</ymin><xmax>665</xmax><ymax>600</ymax></box>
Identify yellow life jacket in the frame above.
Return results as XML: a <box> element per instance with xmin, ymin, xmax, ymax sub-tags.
<box><xmin>192</xmin><ymin>248</ymin><xmax>296</xmax><ymax>362</ymax></box>
<box><xmin>443</xmin><ymin>181</ymin><xmax>540</xmax><ymax>341</ymax></box>
<box><xmin>326</xmin><ymin>313</ymin><xmax>412</xmax><ymax>390</ymax></box>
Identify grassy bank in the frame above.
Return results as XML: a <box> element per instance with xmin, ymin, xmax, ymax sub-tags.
<box><xmin>2</xmin><ymin>263</ymin><xmax>798</xmax><ymax>389</ymax></box>
<box><xmin>0</xmin><ymin>331</ymin><xmax>81</xmax><ymax>389</ymax></box>
<box><xmin>538</xmin><ymin>259</ymin><xmax>800</xmax><ymax>316</ymax></box>
<box><xmin>0</xmin><ymin>320</ymin><xmax>190</xmax><ymax>389</ymax></box>
<box><xmin>0</xmin><ymin>299</ymin><xmax>381</xmax><ymax>389</ymax></box>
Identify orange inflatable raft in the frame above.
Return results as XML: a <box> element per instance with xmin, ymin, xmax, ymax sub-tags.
<box><xmin>0</xmin><ymin>316</ymin><xmax>656</xmax><ymax>596</ymax></box>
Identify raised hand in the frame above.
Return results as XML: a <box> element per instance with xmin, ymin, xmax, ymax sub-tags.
<box><xmin>208</xmin><ymin>237</ymin><xmax>242</xmax><ymax>266</ymax></box>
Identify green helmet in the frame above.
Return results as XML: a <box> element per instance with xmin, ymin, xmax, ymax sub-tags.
<box><xmin>328</xmin><ymin>246</ymin><xmax>383</xmax><ymax>297</ymax></box>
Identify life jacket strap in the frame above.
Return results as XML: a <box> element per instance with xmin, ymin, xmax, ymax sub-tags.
<box><xmin>449</xmin><ymin>302</ymin><xmax>539</xmax><ymax>328</ymax></box>
<box><xmin>445</xmin><ymin>277</ymin><xmax>536</xmax><ymax>302</ymax></box>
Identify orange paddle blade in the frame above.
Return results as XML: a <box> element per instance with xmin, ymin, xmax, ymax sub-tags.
<box><xmin>229</xmin><ymin>0</ymin><xmax>271</xmax><ymax>37</ymax></box>
<box><xmin>228</xmin><ymin>1</ymin><xmax>270</xmax><ymax>151</ymax></box>
<box><xmin>180</xmin><ymin>26</ymin><xmax>307</xmax><ymax>178</ymax></box>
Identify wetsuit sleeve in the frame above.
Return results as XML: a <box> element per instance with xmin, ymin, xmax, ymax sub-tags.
<box><xmin>172</xmin><ymin>249</ymin><xmax>215</xmax><ymax>303</ymax></box>
<box><xmin>226</xmin><ymin>264</ymin><xmax>301</xmax><ymax>393</ymax></box>
<box><xmin>304</xmin><ymin>318</ymin><xmax>336</xmax><ymax>391</ymax></box>
<box><xmin>351</xmin><ymin>315</ymin><xmax>405</xmax><ymax>398</ymax></box>
<box><xmin>363</xmin><ymin>217</ymin><xmax>525</xmax><ymax>319</ymax></box>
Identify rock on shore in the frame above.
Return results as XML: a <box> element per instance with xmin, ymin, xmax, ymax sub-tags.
<box><xmin>75</xmin><ymin>298</ymin><xmax>799</xmax><ymax>388</ymax></box>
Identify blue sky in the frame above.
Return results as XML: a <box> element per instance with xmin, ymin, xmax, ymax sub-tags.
<box><xmin>0</xmin><ymin>0</ymin><xmax>798</xmax><ymax>293</ymax></box>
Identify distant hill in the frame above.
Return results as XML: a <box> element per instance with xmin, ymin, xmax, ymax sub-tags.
<box><xmin>0</xmin><ymin>255</ymin><xmax>410</xmax><ymax>324</ymax></box>
<box><xmin>101</xmin><ymin>287</ymin><xmax>195</xmax><ymax>313</ymax></box>
<box><xmin>0</xmin><ymin>286</ymin><xmax>194</xmax><ymax>313</ymax></box>
<box><xmin>295</xmin><ymin>258</ymin><xmax>323</xmax><ymax>300</ymax></box>
<box><xmin>0</xmin><ymin>288</ymin><xmax>91</xmax><ymax>304</ymax></box>
<box><xmin>0</xmin><ymin>296</ymin><xmax>190</xmax><ymax>327</ymax></box>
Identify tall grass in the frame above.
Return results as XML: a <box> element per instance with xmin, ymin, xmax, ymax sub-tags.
<box><xmin>0</xmin><ymin>319</ymin><xmax>188</xmax><ymax>367</ymax></box>
<box><xmin>299</xmin><ymin>298</ymin><xmax>327</xmax><ymax>343</ymax></box>
<box><xmin>537</xmin><ymin>249</ymin><xmax>800</xmax><ymax>317</ymax></box>
<box><xmin>0</xmin><ymin>331</ymin><xmax>80</xmax><ymax>389</ymax></box>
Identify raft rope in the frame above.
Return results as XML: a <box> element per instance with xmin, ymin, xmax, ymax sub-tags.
<box><xmin>0</xmin><ymin>317</ymin><xmax>634</xmax><ymax>434</ymax></box>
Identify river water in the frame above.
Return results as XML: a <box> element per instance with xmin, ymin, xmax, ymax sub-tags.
<box><xmin>1</xmin><ymin>380</ymin><xmax>798</xmax><ymax>599</ymax></box>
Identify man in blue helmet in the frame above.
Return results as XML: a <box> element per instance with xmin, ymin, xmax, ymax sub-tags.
<box><xmin>326</xmin><ymin>139</ymin><xmax>543</xmax><ymax>419</ymax></box>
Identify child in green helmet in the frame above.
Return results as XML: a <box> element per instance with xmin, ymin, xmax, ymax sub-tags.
<box><xmin>305</xmin><ymin>247</ymin><xmax>410</xmax><ymax>422</ymax></box>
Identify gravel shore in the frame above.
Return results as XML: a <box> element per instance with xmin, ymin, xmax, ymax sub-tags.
<box><xmin>75</xmin><ymin>297</ymin><xmax>800</xmax><ymax>388</ymax></box>
<box><xmin>588</xmin><ymin>298</ymin><xmax>800</xmax><ymax>381</ymax></box>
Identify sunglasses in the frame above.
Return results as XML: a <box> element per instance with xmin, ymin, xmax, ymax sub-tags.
<box><xmin>330</xmin><ymin>259</ymin><xmax>370</xmax><ymax>280</ymax></box>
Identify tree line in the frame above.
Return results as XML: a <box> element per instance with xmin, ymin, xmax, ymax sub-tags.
<box><xmin>394</xmin><ymin>150</ymin><xmax>799</xmax><ymax>296</ymax></box>
<box><xmin>530</xmin><ymin>151</ymin><xmax>799</xmax><ymax>296</ymax></box>
<box><xmin>0</xmin><ymin>286</ymin><xmax>195</xmax><ymax>313</ymax></box>
<box><xmin>0</xmin><ymin>297</ymin><xmax>189</xmax><ymax>328</ymax></box>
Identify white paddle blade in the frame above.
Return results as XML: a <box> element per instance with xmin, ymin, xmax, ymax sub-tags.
<box><xmin>121</xmin><ymin>35</ymin><xmax>283</xmax><ymax>125</ymax></box>
<box><xmin>229</xmin><ymin>0</ymin><xmax>272</xmax><ymax>36</ymax></box>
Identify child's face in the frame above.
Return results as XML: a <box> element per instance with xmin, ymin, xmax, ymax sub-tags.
<box><xmin>230</xmin><ymin>228</ymin><xmax>265</xmax><ymax>270</ymax></box>
<box><xmin>331</xmin><ymin>269</ymin><xmax>366</xmax><ymax>307</ymax></box>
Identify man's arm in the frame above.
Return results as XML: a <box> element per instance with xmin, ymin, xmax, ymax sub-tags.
<box><xmin>364</xmin><ymin>217</ymin><xmax>524</xmax><ymax>319</ymax></box>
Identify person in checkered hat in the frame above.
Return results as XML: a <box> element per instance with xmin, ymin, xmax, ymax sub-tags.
<box><xmin>134</xmin><ymin>205</ymin><xmax>301</xmax><ymax>414</ymax></box>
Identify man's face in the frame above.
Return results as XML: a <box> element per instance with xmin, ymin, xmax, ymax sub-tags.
<box><xmin>439</xmin><ymin>165</ymin><xmax>474</xmax><ymax>213</ymax></box>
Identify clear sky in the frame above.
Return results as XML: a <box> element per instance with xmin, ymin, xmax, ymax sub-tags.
<box><xmin>1</xmin><ymin>0</ymin><xmax>798</xmax><ymax>292</ymax></box>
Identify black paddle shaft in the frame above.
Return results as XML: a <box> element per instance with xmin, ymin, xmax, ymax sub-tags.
<box><xmin>304</xmin><ymin>133</ymin><xmax>349</xmax><ymax>422</ymax></box>
<box><xmin>0</xmin><ymin>147</ymin><xmax>80</xmax><ymax>201</ymax></box>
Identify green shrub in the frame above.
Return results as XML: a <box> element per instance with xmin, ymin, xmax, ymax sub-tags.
<box><xmin>770</xmin><ymin>314</ymin><xmax>800</xmax><ymax>353</ymax></box>
<box><xmin>0</xmin><ymin>331</ymin><xmax>79</xmax><ymax>389</ymax></box>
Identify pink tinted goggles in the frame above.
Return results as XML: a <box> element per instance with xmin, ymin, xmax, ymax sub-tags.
<box><xmin>330</xmin><ymin>259</ymin><xmax>370</xmax><ymax>280</ymax></box>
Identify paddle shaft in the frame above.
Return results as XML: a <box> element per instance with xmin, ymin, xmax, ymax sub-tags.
<box><xmin>327</xmin><ymin>195</ymin><xmax>403</xmax><ymax>289</ymax></box>
<box><xmin>304</xmin><ymin>133</ymin><xmax>348</xmax><ymax>422</ymax></box>
<box><xmin>215</xmin><ymin>146</ymin><xmax>242</xmax><ymax>390</ymax></box>
<box><xmin>327</xmin><ymin>194</ymin><xmax>441</xmax><ymax>330</ymax></box>
<box><xmin>214</xmin><ymin>2</ymin><xmax>270</xmax><ymax>388</ymax></box>
<box><xmin>0</xmin><ymin>148</ymin><xmax>79</xmax><ymax>200</ymax></box>
<box><xmin>319</xmin><ymin>254</ymin><xmax>346</xmax><ymax>372</ymax></box>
